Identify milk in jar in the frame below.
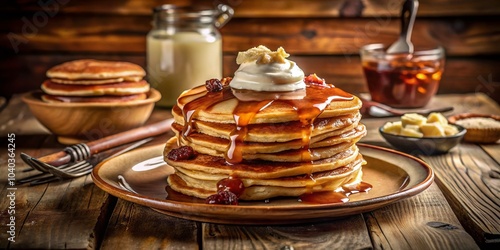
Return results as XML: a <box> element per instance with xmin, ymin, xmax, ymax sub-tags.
<box><xmin>146</xmin><ymin>5</ymin><xmax>232</xmax><ymax>107</ymax></box>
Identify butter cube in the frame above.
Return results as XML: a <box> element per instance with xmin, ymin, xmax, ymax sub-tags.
<box><xmin>443</xmin><ymin>124</ymin><xmax>459</xmax><ymax>136</ymax></box>
<box><xmin>401</xmin><ymin>113</ymin><xmax>427</xmax><ymax>127</ymax></box>
<box><xmin>420</xmin><ymin>123</ymin><xmax>445</xmax><ymax>137</ymax></box>
<box><xmin>401</xmin><ymin>125</ymin><xmax>423</xmax><ymax>138</ymax></box>
<box><xmin>427</xmin><ymin>112</ymin><xmax>448</xmax><ymax>125</ymax></box>
<box><xmin>383</xmin><ymin>121</ymin><xmax>403</xmax><ymax>135</ymax></box>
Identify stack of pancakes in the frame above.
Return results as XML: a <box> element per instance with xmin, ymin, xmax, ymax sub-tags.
<box><xmin>164</xmin><ymin>80</ymin><xmax>367</xmax><ymax>201</ymax></box>
<box><xmin>41</xmin><ymin>59</ymin><xmax>150</xmax><ymax>103</ymax></box>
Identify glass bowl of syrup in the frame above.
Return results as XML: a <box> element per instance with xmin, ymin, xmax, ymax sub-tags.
<box><xmin>360</xmin><ymin>44</ymin><xmax>445</xmax><ymax>108</ymax></box>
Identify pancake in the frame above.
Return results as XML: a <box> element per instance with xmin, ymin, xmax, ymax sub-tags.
<box><xmin>168</xmin><ymin>163</ymin><xmax>364</xmax><ymax>200</ymax></box>
<box><xmin>172</xmin><ymin>123</ymin><xmax>366</xmax><ymax>159</ymax></box>
<box><xmin>46</xmin><ymin>59</ymin><xmax>145</xmax><ymax>80</ymax></box>
<box><xmin>174</xmin><ymin>121</ymin><xmax>362</xmax><ymax>146</ymax></box>
<box><xmin>172</xmin><ymin>105</ymin><xmax>362</xmax><ymax>143</ymax></box>
<box><xmin>41</xmin><ymin>80</ymin><xmax>150</xmax><ymax>96</ymax></box>
<box><xmin>164</xmin><ymin>137</ymin><xmax>360</xmax><ymax>179</ymax></box>
<box><xmin>51</xmin><ymin>77</ymin><xmax>125</xmax><ymax>85</ymax></box>
<box><xmin>41</xmin><ymin>93</ymin><xmax>148</xmax><ymax>103</ymax></box>
<box><xmin>175</xmin><ymin>85</ymin><xmax>362</xmax><ymax>124</ymax></box>
<box><xmin>172</xmin><ymin>153</ymin><xmax>364</xmax><ymax>184</ymax></box>
<box><xmin>51</xmin><ymin>76</ymin><xmax>143</xmax><ymax>84</ymax></box>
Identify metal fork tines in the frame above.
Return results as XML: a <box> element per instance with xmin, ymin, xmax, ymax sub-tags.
<box><xmin>17</xmin><ymin>160</ymin><xmax>93</xmax><ymax>185</ymax></box>
<box><xmin>19</xmin><ymin>138</ymin><xmax>153</xmax><ymax>185</ymax></box>
<box><xmin>20</xmin><ymin>142</ymin><xmax>90</xmax><ymax>173</ymax></box>
<box><xmin>43</xmin><ymin>160</ymin><xmax>94</xmax><ymax>178</ymax></box>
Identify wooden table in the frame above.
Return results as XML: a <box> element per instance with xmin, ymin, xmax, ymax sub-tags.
<box><xmin>0</xmin><ymin>93</ymin><xmax>498</xmax><ymax>249</ymax></box>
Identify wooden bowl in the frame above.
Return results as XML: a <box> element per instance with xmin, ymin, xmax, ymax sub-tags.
<box><xmin>22</xmin><ymin>89</ymin><xmax>161</xmax><ymax>144</ymax></box>
<box><xmin>448</xmin><ymin>113</ymin><xmax>500</xmax><ymax>144</ymax></box>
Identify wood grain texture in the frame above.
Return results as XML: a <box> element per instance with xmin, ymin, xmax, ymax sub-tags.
<box><xmin>2</xmin><ymin>15</ymin><xmax>499</xmax><ymax>56</ymax></box>
<box><xmin>221</xmin><ymin>17</ymin><xmax>500</xmax><ymax>56</ymax></box>
<box><xmin>482</xmin><ymin>144</ymin><xmax>500</xmax><ymax>164</ymax></box>
<box><xmin>366</xmin><ymin>183</ymin><xmax>479</xmax><ymax>250</ymax></box>
<box><xmin>0</xmin><ymin>97</ymin><xmax>110</xmax><ymax>249</ymax></box>
<box><xmin>2</xmin><ymin>0</ymin><xmax>499</xmax><ymax>17</ymax></box>
<box><xmin>202</xmin><ymin>214</ymin><xmax>372</xmax><ymax>250</ymax></box>
<box><xmin>421</xmin><ymin>145</ymin><xmax>500</xmax><ymax>249</ymax></box>
<box><xmin>100</xmin><ymin>200</ymin><xmax>199</xmax><ymax>249</ymax></box>
<box><xmin>226</xmin><ymin>0</ymin><xmax>500</xmax><ymax>18</ymax></box>
<box><xmin>0</xmin><ymin>167</ymin><xmax>111</xmax><ymax>249</ymax></box>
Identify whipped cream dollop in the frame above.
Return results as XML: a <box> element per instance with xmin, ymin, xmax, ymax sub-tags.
<box><xmin>229</xmin><ymin>46</ymin><xmax>305</xmax><ymax>92</ymax></box>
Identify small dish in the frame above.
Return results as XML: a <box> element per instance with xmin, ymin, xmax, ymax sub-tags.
<box><xmin>379</xmin><ymin>124</ymin><xmax>466</xmax><ymax>155</ymax></box>
<box><xmin>22</xmin><ymin>89</ymin><xmax>161</xmax><ymax>144</ymax></box>
<box><xmin>448</xmin><ymin>113</ymin><xmax>500</xmax><ymax>144</ymax></box>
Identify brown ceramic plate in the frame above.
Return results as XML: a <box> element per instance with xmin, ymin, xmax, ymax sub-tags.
<box><xmin>92</xmin><ymin>143</ymin><xmax>433</xmax><ymax>225</ymax></box>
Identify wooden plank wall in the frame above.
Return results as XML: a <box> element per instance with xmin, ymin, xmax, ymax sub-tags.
<box><xmin>1</xmin><ymin>0</ymin><xmax>499</xmax><ymax>102</ymax></box>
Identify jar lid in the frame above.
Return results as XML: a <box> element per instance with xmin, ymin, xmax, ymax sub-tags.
<box><xmin>153</xmin><ymin>4</ymin><xmax>233</xmax><ymax>28</ymax></box>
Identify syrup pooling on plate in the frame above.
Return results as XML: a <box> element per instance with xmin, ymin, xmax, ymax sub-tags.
<box><xmin>299</xmin><ymin>182</ymin><xmax>372</xmax><ymax>204</ymax></box>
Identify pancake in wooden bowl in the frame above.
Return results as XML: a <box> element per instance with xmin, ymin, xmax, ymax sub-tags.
<box><xmin>23</xmin><ymin>59</ymin><xmax>160</xmax><ymax>144</ymax></box>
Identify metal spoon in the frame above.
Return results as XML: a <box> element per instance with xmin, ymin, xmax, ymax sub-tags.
<box><xmin>360</xmin><ymin>97</ymin><xmax>453</xmax><ymax>117</ymax></box>
<box><xmin>387</xmin><ymin>0</ymin><xmax>419</xmax><ymax>54</ymax></box>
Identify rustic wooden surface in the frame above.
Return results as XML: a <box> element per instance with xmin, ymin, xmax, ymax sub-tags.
<box><xmin>1</xmin><ymin>93</ymin><xmax>498</xmax><ymax>249</ymax></box>
<box><xmin>1</xmin><ymin>0</ymin><xmax>499</xmax><ymax>101</ymax></box>
<box><xmin>101</xmin><ymin>200</ymin><xmax>199</xmax><ymax>249</ymax></box>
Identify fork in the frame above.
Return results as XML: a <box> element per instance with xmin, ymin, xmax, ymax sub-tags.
<box><xmin>20</xmin><ymin>119</ymin><xmax>173</xmax><ymax>170</ymax></box>
<box><xmin>18</xmin><ymin>160</ymin><xmax>94</xmax><ymax>185</ymax></box>
<box><xmin>18</xmin><ymin>138</ymin><xmax>153</xmax><ymax>185</ymax></box>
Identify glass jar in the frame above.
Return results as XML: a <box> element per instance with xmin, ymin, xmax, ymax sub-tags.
<box><xmin>360</xmin><ymin>44</ymin><xmax>445</xmax><ymax>108</ymax></box>
<box><xmin>147</xmin><ymin>4</ymin><xmax>233</xmax><ymax>107</ymax></box>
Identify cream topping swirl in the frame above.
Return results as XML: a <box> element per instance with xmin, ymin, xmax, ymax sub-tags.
<box><xmin>229</xmin><ymin>46</ymin><xmax>305</xmax><ymax>92</ymax></box>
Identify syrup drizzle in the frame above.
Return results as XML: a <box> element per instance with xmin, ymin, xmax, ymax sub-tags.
<box><xmin>179</xmin><ymin>86</ymin><xmax>234</xmax><ymax>138</ymax></box>
<box><xmin>178</xmin><ymin>82</ymin><xmax>354</xmax><ymax>165</ymax></box>
<box><xmin>227</xmin><ymin>99</ymin><xmax>275</xmax><ymax>164</ymax></box>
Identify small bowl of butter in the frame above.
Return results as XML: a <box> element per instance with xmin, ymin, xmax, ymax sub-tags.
<box><xmin>379</xmin><ymin>112</ymin><xmax>466</xmax><ymax>155</ymax></box>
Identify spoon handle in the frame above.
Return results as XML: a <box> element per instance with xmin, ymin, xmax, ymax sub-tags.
<box><xmin>400</xmin><ymin>0</ymin><xmax>419</xmax><ymax>43</ymax></box>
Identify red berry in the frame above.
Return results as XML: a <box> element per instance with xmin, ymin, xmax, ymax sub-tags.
<box><xmin>205</xmin><ymin>190</ymin><xmax>239</xmax><ymax>205</ymax></box>
<box><xmin>167</xmin><ymin>146</ymin><xmax>196</xmax><ymax>161</ymax></box>
<box><xmin>205</xmin><ymin>78</ymin><xmax>223</xmax><ymax>92</ymax></box>
<box><xmin>217</xmin><ymin>177</ymin><xmax>245</xmax><ymax>197</ymax></box>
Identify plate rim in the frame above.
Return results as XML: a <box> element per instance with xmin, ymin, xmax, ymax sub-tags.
<box><xmin>91</xmin><ymin>143</ymin><xmax>434</xmax><ymax>222</ymax></box>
